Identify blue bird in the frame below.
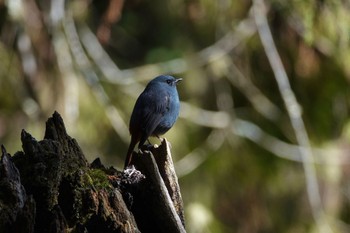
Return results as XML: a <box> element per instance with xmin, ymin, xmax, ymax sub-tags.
<box><xmin>124</xmin><ymin>75</ymin><xmax>182</xmax><ymax>168</ymax></box>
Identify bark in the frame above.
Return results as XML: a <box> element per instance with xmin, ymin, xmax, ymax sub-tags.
<box><xmin>0</xmin><ymin>112</ymin><xmax>185</xmax><ymax>233</ymax></box>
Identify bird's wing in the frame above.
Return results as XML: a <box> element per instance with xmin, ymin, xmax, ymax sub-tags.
<box><xmin>143</xmin><ymin>92</ymin><xmax>169</xmax><ymax>135</ymax></box>
<box><xmin>129</xmin><ymin>86</ymin><xmax>170</xmax><ymax>147</ymax></box>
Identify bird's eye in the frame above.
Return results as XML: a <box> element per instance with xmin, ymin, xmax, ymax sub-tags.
<box><xmin>166</xmin><ymin>79</ymin><xmax>172</xmax><ymax>85</ymax></box>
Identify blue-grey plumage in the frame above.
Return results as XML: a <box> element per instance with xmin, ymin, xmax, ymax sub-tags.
<box><xmin>125</xmin><ymin>75</ymin><xmax>181</xmax><ymax>168</ymax></box>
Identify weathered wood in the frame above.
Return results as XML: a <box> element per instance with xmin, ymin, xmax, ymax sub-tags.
<box><xmin>127</xmin><ymin>140</ymin><xmax>186</xmax><ymax>233</ymax></box>
<box><xmin>1</xmin><ymin>112</ymin><xmax>139</xmax><ymax>233</ymax></box>
<box><xmin>152</xmin><ymin>140</ymin><xmax>185</xmax><ymax>227</ymax></box>
<box><xmin>0</xmin><ymin>112</ymin><xmax>186</xmax><ymax>233</ymax></box>
<box><xmin>0</xmin><ymin>145</ymin><xmax>36</xmax><ymax>233</ymax></box>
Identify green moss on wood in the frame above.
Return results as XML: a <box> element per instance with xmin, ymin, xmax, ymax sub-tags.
<box><xmin>86</xmin><ymin>169</ymin><xmax>111</xmax><ymax>190</ymax></box>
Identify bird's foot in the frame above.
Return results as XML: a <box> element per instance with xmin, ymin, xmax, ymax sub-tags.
<box><xmin>154</xmin><ymin>136</ymin><xmax>169</xmax><ymax>148</ymax></box>
<box><xmin>158</xmin><ymin>137</ymin><xmax>171</xmax><ymax>148</ymax></box>
<box><xmin>139</xmin><ymin>144</ymin><xmax>154</xmax><ymax>153</ymax></box>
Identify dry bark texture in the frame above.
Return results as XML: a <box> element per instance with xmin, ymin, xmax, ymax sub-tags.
<box><xmin>0</xmin><ymin>112</ymin><xmax>185</xmax><ymax>233</ymax></box>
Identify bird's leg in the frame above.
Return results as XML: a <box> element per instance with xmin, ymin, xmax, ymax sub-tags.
<box><xmin>156</xmin><ymin>135</ymin><xmax>168</xmax><ymax>146</ymax></box>
<box><xmin>156</xmin><ymin>135</ymin><xmax>164</xmax><ymax>142</ymax></box>
<box><xmin>144</xmin><ymin>139</ymin><xmax>154</xmax><ymax>150</ymax></box>
<box><xmin>140</xmin><ymin>144</ymin><xmax>154</xmax><ymax>152</ymax></box>
<box><xmin>140</xmin><ymin>138</ymin><xmax>153</xmax><ymax>151</ymax></box>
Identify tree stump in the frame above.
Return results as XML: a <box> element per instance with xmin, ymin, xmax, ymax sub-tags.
<box><xmin>0</xmin><ymin>112</ymin><xmax>185</xmax><ymax>233</ymax></box>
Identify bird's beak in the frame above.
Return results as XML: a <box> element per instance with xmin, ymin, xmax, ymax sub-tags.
<box><xmin>175</xmin><ymin>78</ymin><xmax>182</xmax><ymax>84</ymax></box>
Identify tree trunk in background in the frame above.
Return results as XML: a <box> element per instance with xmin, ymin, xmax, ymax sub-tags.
<box><xmin>0</xmin><ymin>112</ymin><xmax>185</xmax><ymax>233</ymax></box>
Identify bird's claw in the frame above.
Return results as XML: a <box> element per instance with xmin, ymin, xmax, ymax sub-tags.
<box><xmin>139</xmin><ymin>144</ymin><xmax>154</xmax><ymax>153</ymax></box>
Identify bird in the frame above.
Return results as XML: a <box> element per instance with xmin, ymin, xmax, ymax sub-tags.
<box><xmin>124</xmin><ymin>75</ymin><xmax>182</xmax><ymax>168</ymax></box>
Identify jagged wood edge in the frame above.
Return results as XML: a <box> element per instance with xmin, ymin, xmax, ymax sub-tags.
<box><xmin>131</xmin><ymin>143</ymin><xmax>186</xmax><ymax>233</ymax></box>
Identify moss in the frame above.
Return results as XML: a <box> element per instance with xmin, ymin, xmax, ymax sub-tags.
<box><xmin>85</xmin><ymin>169</ymin><xmax>111</xmax><ymax>190</ymax></box>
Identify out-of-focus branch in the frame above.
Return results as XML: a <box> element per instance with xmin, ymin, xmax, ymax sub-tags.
<box><xmin>180</xmin><ymin>103</ymin><xmax>347</xmax><ymax>166</ymax></box>
<box><xmin>79</xmin><ymin>25</ymin><xmax>127</xmax><ymax>84</ymax></box>
<box><xmin>180</xmin><ymin>102</ymin><xmax>231</xmax><ymax>129</ymax></box>
<box><xmin>50</xmin><ymin>0</ymin><xmax>65</xmax><ymax>26</ymax></box>
<box><xmin>50</xmin><ymin>0</ymin><xmax>79</xmax><ymax>124</ymax></box>
<box><xmin>223</xmin><ymin>58</ymin><xmax>282</xmax><ymax>121</ymax></box>
<box><xmin>196</xmin><ymin>17</ymin><xmax>256</xmax><ymax>66</ymax></box>
<box><xmin>253</xmin><ymin>0</ymin><xmax>332</xmax><ymax>232</ymax></box>
<box><xmin>53</xmin><ymin>28</ymin><xmax>80</xmax><ymax>125</ymax></box>
<box><xmin>175</xmin><ymin>129</ymin><xmax>225</xmax><ymax>177</ymax></box>
<box><xmin>17</xmin><ymin>32</ymin><xmax>41</xmax><ymax>116</ymax></box>
<box><xmin>232</xmin><ymin>119</ymin><xmax>347</xmax><ymax>165</ymax></box>
<box><xmin>63</xmin><ymin>14</ymin><xmax>130</xmax><ymax>143</ymax></box>
<box><xmin>79</xmin><ymin>15</ymin><xmax>257</xmax><ymax>84</ymax></box>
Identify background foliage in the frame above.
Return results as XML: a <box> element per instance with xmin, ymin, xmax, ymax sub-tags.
<box><xmin>1</xmin><ymin>0</ymin><xmax>350</xmax><ymax>232</ymax></box>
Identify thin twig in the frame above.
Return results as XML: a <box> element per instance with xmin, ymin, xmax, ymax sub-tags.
<box><xmin>232</xmin><ymin>119</ymin><xmax>346</xmax><ymax>165</ymax></box>
<box><xmin>53</xmin><ymin>27</ymin><xmax>80</xmax><ymax>124</ymax></box>
<box><xmin>253</xmin><ymin>0</ymin><xmax>332</xmax><ymax>232</ymax></box>
<box><xmin>181</xmin><ymin>103</ymin><xmax>346</xmax><ymax>165</ymax></box>
<box><xmin>79</xmin><ymin>16</ymin><xmax>256</xmax><ymax>84</ymax></box>
<box><xmin>63</xmin><ymin>14</ymin><xmax>130</xmax><ymax>143</ymax></box>
<box><xmin>175</xmin><ymin>129</ymin><xmax>225</xmax><ymax>177</ymax></box>
<box><xmin>224</xmin><ymin>59</ymin><xmax>282</xmax><ymax>121</ymax></box>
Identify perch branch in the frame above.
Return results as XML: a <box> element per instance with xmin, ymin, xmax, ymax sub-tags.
<box><xmin>128</xmin><ymin>139</ymin><xmax>186</xmax><ymax>233</ymax></box>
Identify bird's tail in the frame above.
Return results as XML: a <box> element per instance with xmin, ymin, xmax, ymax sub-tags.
<box><xmin>124</xmin><ymin>137</ymin><xmax>137</xmax><ymax>169</ymax></box>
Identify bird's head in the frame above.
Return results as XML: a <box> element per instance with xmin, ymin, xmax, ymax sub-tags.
<box><xmin>150</xmin><ymin>75</ymin><xmax>182</xmax><ymax>88</ymax></box>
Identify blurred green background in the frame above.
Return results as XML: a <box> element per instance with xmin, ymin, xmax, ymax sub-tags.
<box><xmin>1</xmin><ymin>0</ymin><xmax>350</xmax><ymax>232</ymax></box>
